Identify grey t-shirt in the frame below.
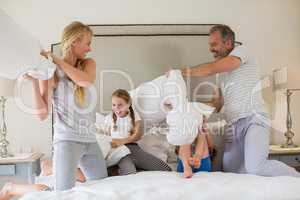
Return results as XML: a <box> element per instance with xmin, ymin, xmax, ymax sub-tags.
<box><xmin>52</xmin><ymin>69</ymin><xmax>97</xmax><ymax>143</ymax></box>
<box><xmin>219</xmin><ymin>45</ymin><xmax>267</xmax><ymax>124</ymax></box>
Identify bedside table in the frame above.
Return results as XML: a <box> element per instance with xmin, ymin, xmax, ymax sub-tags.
<box><xmin>269</xmin><ymin>145</ymin><xmax>300</xmax><ymax>172</ymax></box>
<box><xmin>0</xmin><ymin>152</ymin><xmax>43</xmax><ymax>187</ymax></box>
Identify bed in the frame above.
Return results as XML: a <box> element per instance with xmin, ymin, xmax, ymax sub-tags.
<box><xmin>20</xmin><ymin>24</ymin><xmax>300</xmax><ymax>200</ymax></box>
<box><xmin>22</xmin><ymin>171</ymin><xmax>300</xmax><ymax>200</ymax></box>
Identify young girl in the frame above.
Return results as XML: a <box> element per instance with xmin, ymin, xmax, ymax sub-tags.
<box><xmin>24</xmin><ymin>21</ymin><xmax>107</xmax><ymax>191</ymax></box>
<box><xmin>104</xmin><ymin>89</ymin><xmax>172</xmax><ymax>175</ymax></box>
<box><xmin>176</xmin><ymin>117</ymin><xmax>213</xmax><ymax>178</ymax></box>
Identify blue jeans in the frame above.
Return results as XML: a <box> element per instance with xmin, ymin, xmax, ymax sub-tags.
<box><xmin>177</xmin><ymin>156</ymin><xmax>212</xmax><ymax>173</ymax></box>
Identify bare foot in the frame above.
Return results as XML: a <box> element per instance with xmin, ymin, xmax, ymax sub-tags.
<box><xmin>0</xmin><ymin>183</ymin><xmax>13</xmax><ymax>200</ymax></box>
<box><xmin>183</xmin><ymin>165</ymin><xmax>193</xmax><ymax>178</ymax></box>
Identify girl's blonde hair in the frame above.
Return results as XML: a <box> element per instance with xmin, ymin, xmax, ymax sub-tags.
<box><xmin>60</xmin><ymin>21</ymin><xmax>93</xmax><ymax>107</ymax></box>
<box><xmin>111</xmin><ymin>89</ymin><xmax>135</xmax><ymax>132</ymax></box>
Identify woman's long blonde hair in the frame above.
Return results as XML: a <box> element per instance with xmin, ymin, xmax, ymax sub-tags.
<box><xmin>60</xmin><ymin>21</ymin><xmax>93</xmax><ymax>107</ymax></box>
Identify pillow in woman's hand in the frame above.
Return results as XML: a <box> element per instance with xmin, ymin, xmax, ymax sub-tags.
<box><xmin>0</xmin><ymin>9</ymin><xmax>56</xmax><ymax>80</ymax></box>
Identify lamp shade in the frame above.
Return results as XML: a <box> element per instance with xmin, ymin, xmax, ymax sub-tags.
<box><xmin>273</xmin><ymin>67</ymin><xmax>300</xmax><ymax>90</ymax></box>
<box><xmin>0</xmin><ymin>77</ymin><xmax>15</xmax><ymax>97</ymax></box>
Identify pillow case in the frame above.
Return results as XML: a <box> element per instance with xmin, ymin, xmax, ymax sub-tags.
<box><xmin>130</xmin><ymin>70</ymin><xmax>215</xmax><ymax>145</ymax></box>
<box><xmin>0</xmin><ymin>9</ymin><xmax>56</xmax><ymax>80</ymax></box>
<box><xmin>129</xmin><ymin>75</ymin><xmax>167</xmax><ymax>127</ymax></box>
<box><xmin>129</xmin><ymin>70</ymin><xmax>188</xmax><ymax>131</ymax></box>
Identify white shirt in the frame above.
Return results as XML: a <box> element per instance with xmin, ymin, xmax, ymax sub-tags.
<box><xmin>219</xmin><ymin>45</ymin><xmax>267</xmax><ymax>124</ymax></box>
<box><xmin>105</xmin><ymin>110</ymin><xmax>141</xmax><ymax>139</ymax></box>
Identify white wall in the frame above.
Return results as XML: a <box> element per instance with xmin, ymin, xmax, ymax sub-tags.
<box><xmin>1</xmin><ymin>0</ymin><xmax>300</xmax><ymax>156</ymax></box>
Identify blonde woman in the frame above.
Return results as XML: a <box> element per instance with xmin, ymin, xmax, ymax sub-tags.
<box><xmin>24</xmin><ymin>21</ymin><xmax>107</xmax><ymax>191</ymax></box>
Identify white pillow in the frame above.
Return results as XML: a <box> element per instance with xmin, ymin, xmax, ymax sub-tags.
<box><xmin>95</xmin><ymin>126</ymin><xmax>131</xmax><ymax>167</ymax></box>
<box><xmin>106</xmin><ymin>146</ymin><xmax>131</xmax><ymax>167</ymax></box>
<box><xmin>130</xmin><ymin>75</ymin><xmax>167</xmax><ymax>127</ymax></box>
<box><xmin>162</xmin><ymin>70</ymin><xmax>188</xmax><ymax>113</ymax></box>
<box><xmin>95</xmin><ymin>134</ymin><xmax>112</xmax><ymax>159</ymax></box>
<box><xmin>162</xmin><ymin>70</ymin><xmax>215</xmax><ymax>145</ymax></box>
<box><xmin>130</xmin><ymin>70</ymin><xmax>215</xmax><ymax>145</ymax></box>
<box><xmin>166</xmin><ymin>102</ymin><xmax>215</xmax><ymax>145</ymax></box>
<box><xmin>26</xmin><ymin>58</ymin><xmax>56</xmax><ymax>80</ymax></box>
<box><xmin>129</xmin><ymin>70</ymin><xmax>192</xmax><ymax>128</ymax></box>
<box><xmin>95</xmin><ymin>112</ymin><xmax>106</xmax><ymax>127</ymax></box>
<box><xmin>95</xmin><ymin>112</ymin><xmax>131</xmax><ymax>167</ymax></box>
<box><xmin>0</xmin><ymin>9</ymin><xmax>56</xmax><ymax>80</ymax></box>
<box><xmin>166</xmin><ymin>107</ymin><xmax>202</xmax><ymax>145</ymax></box>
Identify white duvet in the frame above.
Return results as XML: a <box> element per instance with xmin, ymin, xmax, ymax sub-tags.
<box><xmin>20</xmin><ymin>171</ymin><xmax>300</xmax><ymax>200</ymax></box>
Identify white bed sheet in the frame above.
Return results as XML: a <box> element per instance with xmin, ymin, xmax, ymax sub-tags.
<box><xmin>20</xmin><ymin>171</ymin><xmax>300</xmax><ymax>200</ymax></box>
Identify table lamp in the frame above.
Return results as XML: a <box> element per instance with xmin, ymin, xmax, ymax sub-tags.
<box><xmin>0</xmin><ymin>77</ymin><xmax>15</xmax><ymax>158</ymax></box>
<box><xmin>273</xmin><ymin>67</ymin><xmax>300</xmax><ymax>148</ymax></box>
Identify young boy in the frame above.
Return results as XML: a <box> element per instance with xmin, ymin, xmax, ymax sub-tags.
<box><xmin>176</xmin><ymin>117</ymin><xmax>213</xmax><ymax>178</ymax></box>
